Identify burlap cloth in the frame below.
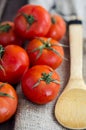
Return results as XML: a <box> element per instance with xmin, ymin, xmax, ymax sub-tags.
<box><xmin>14</xmin><ymin>1</ymin><xmax>86</xmax><ymax>129</ymax></box>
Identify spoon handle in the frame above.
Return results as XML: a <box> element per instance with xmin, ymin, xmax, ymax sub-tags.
<box><xmin>69</xmin><ymin>20</ymin><xmax>83</xmax><ymax>79</ymax></box>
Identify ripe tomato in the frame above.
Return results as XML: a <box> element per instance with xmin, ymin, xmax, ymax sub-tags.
<box><xmin>26</xmin><ymin>37</ymin><xmax>64</xmax><ymax>69</ymax></box>
<box><xmin>21</xmin><ymin>65</ymin><xmax>60</xmax><ymax>104</ymax></box>
<box><xmin>14</xmin><ymin>4</ymin><xmax>51</xmax><ymax>39</ymax></box>
<box><xmin>0</xmin><ymin>45</ymin><xmax>29</xmax><ymax>84</ymax></box>
<box><xmin>0</xmin><ymin>82</ymin><xmax>18</xmax><ymax>123</ymax></box>
<box><xmin>46</xmin><ymin>14</ymin><xmax>66</xmax><ymax>41</ymax></box>
<box><xmin>0</xmin><ymin>21</ymin><xmax>24</xmax><ymax>47</ymax></box>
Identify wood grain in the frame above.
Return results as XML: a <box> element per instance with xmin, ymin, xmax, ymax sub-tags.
<box><xmin>0</xmin><ymin>0</ymin><xmax>7</xmax><ymax>20</ymax></box>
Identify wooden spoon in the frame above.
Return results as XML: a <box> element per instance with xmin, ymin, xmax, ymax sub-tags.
<box><xmin>55</xmin><ymin>19</ymin><xmax>86</xmax><ymax>129</ymax></box>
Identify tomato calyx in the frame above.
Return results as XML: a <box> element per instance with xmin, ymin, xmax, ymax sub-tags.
<box><xmin>51</xmin><ymin>17</ymin><xmax>56</xmax><ymax>24</ymax></box>
<box><xmin>33</xmin><ymin>71</ymin><xmax>60</xmax><ymax>88</ymax></box>
<box><xmin>0</xmin><ymin>65</ymin><xmax>6</xmax><ymax>75</ymax></box>
<box><xmin>0</xmin><ymin>92</ymin><xmax>14</xmax><ymax>99</ymax></box>
<box><xmin>0</xmin><ymin>24</ymin><xmax>11</xmax><ymax>32</ymax></box>
<box><xmin>0</xmin><ymin>83</ymin><xmax>6</xmax><ymax>89</ymax></box>
<box><xmin>0</xmin><ymin>45</ymin><xmax>6</xmax><ymax>75</ymax></box>
<box><xmin>30</xmin><ymin>38</ymin><xmax>68</xmax><ymax>60</ymax></box>
<box><xmin>0</xmin><ymin>45</ymin><xmax>5</xmax><ymax>58</ymax></box>
<box><xmin>22</xmin><ymin>13</ymin><xmax>36</xmax><ymax>25</ymax></box>
<box><xmin>0</xmin><ymin>83</ymin><xmax>14</xmax><ymax>99</ymax></box>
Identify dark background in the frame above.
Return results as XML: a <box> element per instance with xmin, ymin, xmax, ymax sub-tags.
<box><xmin>1</xmin><ymin>0</ymin><xmax>27</xmax><ymax>21</ymax></box>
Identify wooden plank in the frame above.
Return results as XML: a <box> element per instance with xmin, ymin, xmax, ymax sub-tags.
<box><xmin>1</xmin><ymin>0</ymin><xmax>27</xmax><ymax>21</ymax></box>
<box><xmin>0</xmin><ymin>0</ymin><xmax>7</xmax><ymax>20</ymax></box>
<box><xmin>0</xmin><ymin>116</ymin><xmax>15</xmax><ymax>130</ymax></box>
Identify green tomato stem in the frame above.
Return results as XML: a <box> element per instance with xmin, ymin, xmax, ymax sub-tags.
<box><xmin>33</xmin><ymin>71</ymin><xmax>60</xmax><ymax>88</ymax></box>
<box><xmin>0</xmin><ymin>45</ymin><xmax>5</xmax><ymax>58</ymax></box>
<box><xmin>29</xmin><ymin>38</ymin><xmax>68</xmax><ymax>60</ymax></box>
<box><xmin>51</xmin><ymin>17</ymin><xmax>56</xmax><ymax>24</ymax></box>
<box><xmin>0</xmin><ymin>24</ymin><xmax>11</xmax><ymax>32</ymax></box>
<box><xmin>0</xmin><ymin>64</ymin><xmax>6</xmax><ymax>75</ymax></box>
<box><xmin>0</xmin><ymin>83</ymin><xmax>6</xmax><ymax>89</ymax></box>
<box><xmin>0</xmin><ymin>92</ymin><xmax>14</xmax><ymax>99</ymax></box>
<box><xmin>22</xmin><ymin>13</ymin><xmax>35</xmax><ymax>25</ymax></box>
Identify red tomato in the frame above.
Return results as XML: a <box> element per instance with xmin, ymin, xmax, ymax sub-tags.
<box><xmin>0</xmin><ymin>82</ymin><xmax>18</xmax><ymax>123</ymax></box>
<box><xmin>0</xmin><ymin>21</ymin><xmax>24</xmax><ymax>47</ymax></box>
<box><xmin>14</xmin><ymin>4</ymin><xmax>51</xmax><ymax>39</ymax></box>
<box><xmin>46</xmin><ymin>14</ymin><xmax>66</xmax><ymax>41</ymax></box>
<box><xmin>21</xmin><ymin>65</ymin><xmax>60</xmax><ymax>104</ymax></box>
<box><xmin>0</xmin><ymin>45</ymin><xmax>29</xmax><ymax>84</ymax></box>
<box><xmin>26</xmin><ymin>37</ymin><xmax>64</xmax><ymax>69</ymax></box>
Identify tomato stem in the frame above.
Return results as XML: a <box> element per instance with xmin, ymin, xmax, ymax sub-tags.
<box><xmin>0</xmin><ymin>92</ymin><xmax>14</xmax><ymax>99</ymax></box>
<box><xmin>29</xmin><ymin>38</ymin><xmax>68</xmax><ymax>60</ymax></box>
<box><xmin>0</xmin><ymin>45</ymin><xmax>5</xmax><ymax>58</ymax></box>
<box><xmin>0</xmin><ymin>83</ymin><xmax>14</xmax><ymax>99</ymax></box>
<box><xmin>0</xmin><ymin>83</ymin><xmax>6</xmax><ymax>89</ymax></box>
<box><xmin>0</xmin><ymin>45</ymin><xmax>6</xmax><ymax>75</ymax></box>
<box><xmin>49</xmin><ymin>47</ymin><xmax>68</xmax><ymax>61</ymax></box>
<box><xmin>51</xmin><ymin>17</ymin><xmax>56</xmax><ymax>24</ymax></box>
<box><xmin>0</xmin><ymin>65</ymin><xmax>6</xmax><ymax>75</ymax></box>
<box><xmin>52</xmin><ymin>43</ymin><xmax>69</xmax><ymax>48</ymax></box>
<box><xmin>33</xmin><ymin>71</ymin><xmax>60</xmax><ymax>88</ymax></box>
<box><xmin>0</xmin><ymin>24</ymin><xmax>11</xmax><ymax>32</ymax></box>
<box><xmin>22</xmin><ymin>13</ymin><xmax>35</xmax><ymax>25</ymax></box>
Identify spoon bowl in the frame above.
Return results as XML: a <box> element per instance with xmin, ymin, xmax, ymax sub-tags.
<box><xmin>55</xmin><ymin>79</ymin><xmax>86</xmax><ymax>129</ymax></box>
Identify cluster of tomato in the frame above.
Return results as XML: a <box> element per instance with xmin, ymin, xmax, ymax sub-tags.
<box><xmin>0</xmin><ymin>4</ymin><xmax>66</xmax><ymax>123</ymax></box>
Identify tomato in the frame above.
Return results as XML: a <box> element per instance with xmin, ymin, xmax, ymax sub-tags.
<box><xmin>14</xmin><ymin>4</ymin><xmax>51</xmax><ymax>39</ymax></box>
<box><xmin>21</xmin><ymin>65</ymin><xmax>60</xmax><ymax>104</ymax></box>
<box><xmin>0</xmin><ymin>82</ymin><xmax>18</xmax><ymax>123</ymax></box>
<box><xmin>46</xmin><ymin>14</ymin><xmax>66</xmax><ymax>41</ymax></box>
<box><xmin>26</xmin><ymin>37</ymin><xmax>64</xmax><ymax>69</ymax></box>
<box><xmin>0</xmin><ymin>45</ymin><xmax>29</xmax><ymax>84</ymax></box>
<box><xmin>0</xmin><ymin>21</ymin><xmax>24</xmax><ymax>47</ymax></box>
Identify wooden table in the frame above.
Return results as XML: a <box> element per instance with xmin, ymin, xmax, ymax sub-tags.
<box><xmin>0</xmin><ymin>0</ymin><xmax>27</xmax><ymax>130</ymax></box>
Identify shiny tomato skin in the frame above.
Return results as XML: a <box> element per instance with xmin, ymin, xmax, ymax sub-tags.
<box><xmin>0</xmin><ymin>21</ymin><xmax>24</xmax><ymax>47</ymax></box>
<box><xmin>21</xmin><ymin>65</ymin><xmax>60</xmax><ymax>104</ymax></box>
<box><xmin>14</xmin><ymin>4</ymin><xmax>51</xmax><ymax>39</ymax></box>
<box><xmin>26</xmin><ymin>37</ymin><xmax>64</xmax><ymax>69</ymax></box>
<box><xmin>0</xmin><ymin>82</ymin><xmax>18</xmax><ymax>123</ymax></box>
<box><xmin>46</xmin><ymin>14</ymin><xmax>66</xmax><ymax>41</ymax></box>
<box><xmin>0</xmin><ymin>45</ymin><xmax>29</xmax><ymax>84</ymax></box>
